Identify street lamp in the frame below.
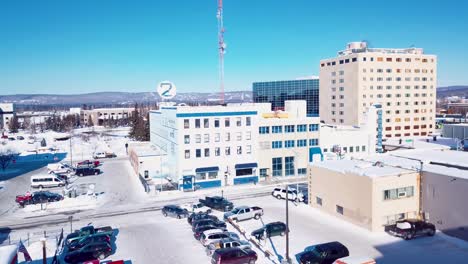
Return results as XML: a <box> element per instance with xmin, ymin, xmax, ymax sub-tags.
<box><xmin>284</xmin><ymin>183</ymin><xmax>291</xmax><ymax>264</ymax></box>
<box><xmin>40</xmin><ymin>237</ymin><xmax>46</xmax><ymax>264</ymax></box>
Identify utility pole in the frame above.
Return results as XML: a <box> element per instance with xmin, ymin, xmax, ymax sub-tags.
<box><xmin>285</xmin><ymin>184</ymin><xmax>290</xmax><ymax>263</ymax></box>
<box><xmin>217</xmin><ymin>0</ymin><xmax>226</xmax><ymax>104</ymax></box>
<box><xmin>69</xmin><ymin>136</ymin><xmax>73</xmax><ymax>167</ymax></box>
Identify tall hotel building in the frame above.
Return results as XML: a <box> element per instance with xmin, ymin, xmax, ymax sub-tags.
<box><xmin>319</xmin><ymin>42</ymin><xmax>437</xmax><ymax>138</ymax></box>
<box><xmin>253</xmin><ymin>78</ymin><xmax>319</xmax><ymax>117</ymax></box>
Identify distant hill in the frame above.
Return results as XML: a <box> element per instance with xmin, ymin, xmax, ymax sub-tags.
<box><xmin>437</xmin><ymin>86</ymin><xmax>468</xmax><ymax>98</ymax></box>
<box><xmin>0</xmin><ymin>91</ymin><xmax>252</xmax><ymax>106</ymax></box>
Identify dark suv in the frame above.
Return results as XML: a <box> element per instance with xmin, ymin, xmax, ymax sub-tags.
<box><xmin>64</xmin><ymin>242</ymin><xmax>112</xmax><ymax>263</ymax></box>
<box><xmin>192</xmin><ymin>218</ymin><xmax>227</xmax><ymax>231</ymax></box>
<box><xmin>75</xmin><ymin>167</ymin><xmax>101</xmax><ymax>176</ymax></box>
<box><xmin>295</xmin><ymin>241</ymin><xmax>349</xmax><ymax>264</ymax></box>
<box><xmin>385</xmin><ymin>219</ymin><xmax>436</xmax><ymax>240</ymax></box>
<box><xmin>162</xmin><ymin>205</ymin><xmax>189</xmax><ymax>219</ymax></box>
<box><xmin>211</xmin><ymin>247</ymin><xmax>257</xmax><ymax>264</ymax></box>
<box><xmin>188</xmin><ymin>212</ymin><xmax>217</xmax><ymax>225</ymax></box>
<box><xmin>251</xmin><ymin>221</ymin><xmax>287</xmax><ymax>240</ymax></box>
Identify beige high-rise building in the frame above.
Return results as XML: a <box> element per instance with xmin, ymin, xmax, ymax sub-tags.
<box><xmin>319</xmin><ymin>42</ymin><xmax>437</xmax><ymax>138</ymax></box>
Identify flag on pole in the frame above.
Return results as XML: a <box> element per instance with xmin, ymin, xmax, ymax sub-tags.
<box><xmin>18</xmin><ymin>239</ymin><xmax>32</xmax><ymax>261</ymax></box>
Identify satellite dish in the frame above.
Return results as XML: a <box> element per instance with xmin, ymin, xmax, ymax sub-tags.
<box><xmin>157</xmin><ymin>81</ymin><xmax>177</xmax><ymax>100</ymax></box>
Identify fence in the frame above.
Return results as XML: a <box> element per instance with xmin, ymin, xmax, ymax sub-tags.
<box><xmin>0</xmin><ymin>228</ymin><xmax>66</xmax><ymax>247</ymax></box>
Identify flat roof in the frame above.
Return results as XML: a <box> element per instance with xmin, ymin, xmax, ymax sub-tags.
<box><xmin>384</xmin><ymin>137</ymin><xmax>455</xmax><ymax>151</ymax></box>
<box><xmin>129</xmin><ymin>143</ymin><xmax>160</xmax><ymax>157</ymax></box>
<box><xmin>313</xmin><ymin>159</ymin><xmax>414</xmax><ymax>178</ymax></box>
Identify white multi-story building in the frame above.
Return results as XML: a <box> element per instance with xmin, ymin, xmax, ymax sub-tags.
<box><xmin>319</xmin><ymin>42</ymin><xmax>437</xmax><ymax>138</ymax></box>
<box><xmin>257</xmin><ymin>101</ymin><xmax>320</xmax><ymax>179</ymax></box>
<box><xmin>0</xmin><ymin>103</ymin><xmax>15</xmax><ymax>130</ymax></box>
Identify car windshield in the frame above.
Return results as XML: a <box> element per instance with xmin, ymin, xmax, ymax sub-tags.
<box><xmin>231</xmin><ymin>208</ymin><xmax>240</xmax><ymax>214</ymax></box>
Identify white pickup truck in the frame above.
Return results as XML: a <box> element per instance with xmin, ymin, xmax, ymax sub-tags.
<box><xmin>47</xmin><ymin>163</ymin><xmax>72</xmax><ymax>174</ymax></box>
<box><xmin>223</xmin><ymin>206</ymin><xmax>264</xmax><ymax>222</ymax></box>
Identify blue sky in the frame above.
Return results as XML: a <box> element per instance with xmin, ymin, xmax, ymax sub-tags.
<box><xmin>1</xmin><ymin>0</ymin><xmax>467</xmax><ymax>95</ymax></box>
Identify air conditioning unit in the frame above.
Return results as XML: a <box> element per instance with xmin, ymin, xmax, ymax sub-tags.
<box><xmin>398</xmin><ymin>192</ymin><xmax>407</xmax><ymax>197</ymax></box>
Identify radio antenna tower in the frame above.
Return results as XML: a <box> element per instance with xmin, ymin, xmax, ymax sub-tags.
<box><xmin>217</xmin><ymin>0</ymin><xmax>226</xmax><ymax>104</ymax></box>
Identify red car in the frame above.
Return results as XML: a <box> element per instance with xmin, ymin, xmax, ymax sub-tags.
<box><xmin>211</xmin><ymin>247</ymin><xmax>257</xmax><ymax>264</ymax></box>
<box><xmin>77</xmin><ymin>160</ymin><xmax>100</xmax><ymax>167</ymax></box>
<box><xmin>15</xmin><ymin>191</ymin><xmax>64</xmax><ymax>207</ymax></box>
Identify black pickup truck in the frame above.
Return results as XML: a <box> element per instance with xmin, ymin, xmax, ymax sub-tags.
<box><xmin>385</xmin><ymin>219</ymin><xmax>435</xmax><ymax>240</ymax></box>
<box><xmin>199</xmin><ymin>196</ymin><xmax>234</xmax><ymax>212</ymax></box>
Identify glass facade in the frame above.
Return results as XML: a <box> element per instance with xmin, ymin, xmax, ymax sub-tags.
<box><xmin>253</xmin><ymin>79</ymin><xmax>319</xmax><ymax>117</ymax></box>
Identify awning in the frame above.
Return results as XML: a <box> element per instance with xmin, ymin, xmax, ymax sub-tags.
<box><xmin>235</xmin><ymin>163</ymin><xmax>258</xmax><ymax>169</ymax></box>
<box><xmin>195</xmin><ymin>166</ymin><xmax>219</xmax><ymax>173</ymax></box>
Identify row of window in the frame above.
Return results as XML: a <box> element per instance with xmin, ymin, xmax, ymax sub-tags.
<box><xmin>363</xmin><ymin>93</ymin><xmax>432</xmax><ymax>98</ymax></box>
<box><xmin>272</xmin><ymin>156</ymin><xmax>296</xmax><ymax>177</ymax></box>
<box><xmin>362</xmin><ymin>101</ymin><xmax>433</xmax><ymax>109</ymax></box>
<box><xmin>315</xmin><ymin>196</ymin><xmax>344</xmax><ymax>215</ymax></box>
<box><xmin>185</xmin><ymin>145</ymin><xmax>252</xmax><ymax>159</ymax></box>
<box><xmin>387</xmin><ymin>119</ymin><xmax>434</xmax><ymax>124</ymax></box>
<box><xmin>363</xmin><ymin>68</ymin><xmax>434</xmax><ymax>74</ymax></box>
<box><xmin>385</xmin><ymin>132</ymin><xmax>429</xmax><ymax>137</ymax></box>
<box><xmin>385</xmin><ymin>125</ymin><xmax>429</xmax><ymax>131</ymax></box>
<box><xmin>184</xmin><ymin>131</ymin><xmax>252</xmax><ymax>144</ymax></box>
<box><xmin>362</xmin><ymin>77</ymin><xmax>434</xmax><ymax>82</ymax></box>
<box><xmin>383</xmin><ymin>186</ymin><xmax>414</xmax><ymax>201</ymax></box>
<box><xmin>259</xmin><ymin>124</ymin><xmax>319</xmax><ymax>134</ymax></box>
<box><xmin>183</xmin><ymin>116</ymin><xmax>252</xmax><ymax>129</ymax></box>
<box><xmin>321</xmin><ymin>56</ymin><xmax>434</xmax><ymax>67</ymax></box>
<box><xmin>322</xmin><ymin>145</ymin><xmax>366</xmax><ymax>153</ymax></box>
<box><xmin>365</xmin><ymin>85</ymin><xmax>434</xmax><ymax>90</ymax></box>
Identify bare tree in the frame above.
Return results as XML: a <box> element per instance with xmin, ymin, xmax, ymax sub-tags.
<box><xmin>0</xmin><ymin>148</ymin><xmax>16</xmax><ymax>171</ymax></box>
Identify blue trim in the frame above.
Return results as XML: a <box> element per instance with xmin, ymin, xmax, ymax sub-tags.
<box><xmin>234</xmin><ymin>176</ymin><xmax>258</xmax><ymax>185</ymax></box>
<box><xmin>195</xmin><ymin>180</ymin><xmax>222</xmax><ymax>189</ymax></box>
<box><xmin>150</xmin><ymin>111</ymin><xmax>162</xmax><ymax>114</ymax></box>
<box><xmin>176</xmin><ymin>111</ymin><xmax>257</xmax><ymax>118</ymax></box>
<box><xmin>161</xmin><ymin>107</ymin><xmax>177</xmax><ymax>110</ymax></box>
<box><xmin>235</xmin><ymin>163</ymin><xmax>258</xmax><ymax>169</ymax></box>
<box><xmin>309</xmin><ymin>147</ymin><xmax>323</xmax><ymax>162</ymax></box>
<box><xmin>195</xmin><ymin>166</ymin><xmax>219</xmax><ymax>173</ymax></box>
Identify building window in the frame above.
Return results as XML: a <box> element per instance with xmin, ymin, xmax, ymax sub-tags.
<box><xmin>298</xmin><ymin>168</ymin><xmax>307</xmax><ymax>175</ymax></box>
<box><xmin>185</xmin><ymin>150</ymin><xmax>190</xmax><ymax>159</ymax></box>
<box><xmin>195</xmin><ymin>119</ymin><xmax>201</xmax><ymax>128</ymax></box>
<box><xmin>196</xmin><ymin>149</ymin><xmax>201</xmax><ymax>158</ymax></box>
<box><xmin>246</xmin><ymin>131</ymin><xmax>251</xmax><ymax>140</ymax></box>
<box><xmin>272</xmin><ymin>157</ymin><xmax>282</xmax><ymax>177</ymax></box>
<box><xmin>272</xmin><ymin>141</ymin><xmax>283</xmax><ymax>149</ymax></box>
<box><xmin>356</xmin><ymin>146</ymin><xmax>360</xmax><ymax>152</ymax></box>
<box><xmin>285</xmin><ymin>125</ymin><xmax>295</xmax><ymax>133</ymax></box>
<box><xmin>316</xmin><ymin>197</ymin><xmax>322</xmax><ymax>206</ymax></box>
<box><xmin>362</xmin><ymin>146</ymin><xmax>366</xmax><ymax>152</ymax></box>
<box><xmin>236</xmin><ymin>146</ymin><xmax>242</xmax><ymax>155</ymax></box>
<box><xmin>204</xmin><ymin>118</ymin><xmax>209</xmax><ymax>128</ymax></box>
<box><xmin>246</xmin><ymin>117</ymin><xmax>251</xmax><ymax>126</ymax></box>
<box><xmin>225</xmin><ymin>147</ymin><xmax>231</xmax><ymax>156</ymax></box>
<box><xmin>184</xmin><ymin>135</ymin><xmax>190</xmax><ymax>144</ymax></box>
<box><xmin>225</xmin><ymin>132</ymin><xmax>230</xmax><ymax>141</ymax></box>
<box><xmin>235</xmin><ymin>132</ymin><xmax>242</xmax><ymax>141</ymax></box>
<box><xmin>285</xmin><ymin>156</ymin><xmax>295</xmax><ymax>176</ymax></box>
<box><xmin>195</xmin><ymin>134</ymin><xmax>201</xmax><ymax>143</ymax></box>
<box><xmin>309</xmin><ymin>139</ymin><xmax>318</xmax><ymax>146</ymax></box>
<box><xmin>204</xmin><ymin>148</ymin><xmax>210</xmax><ymax>157</ymax></box>
<box><xmin>383</xmin><ymin>186</ymin><xmax>414</xmax><ymax>201</ymax></box>
<box><xmin>236</xmin><ymin>117</ymin><xmax>242</xmax><ymax>126</ymax></box>
<box><xmin>214</xmin><ymin>118</ymin><xmax>220</xmax><ymax>128</ymax></box>
<box><xmin>259</xmin><ymin>126</ymin><xmax>270</xmax><ymax>134</ymax></box>
<box><xmin>215</xmin><ymin>147</ymin><xmax>220</xmax><ymax>156</ymax></box>
<box><xmin>246</xmin><ymin>145</ymin><xmax>252</xmax><ymax>154</ymax></box>
<box><xmin>184</xmin><ymin>119</ymin><xmax>190</xmax><ymax>129</ymax></box>
<box><xmin>260</xmin><ymin>168</ymin><xmax>268</xmax><ymax>177</ymax></box>
<box><xmin>297</xmin><ymin>124</ymin><xmax>307</xmax><ymax>132</ymax></box>
<box><xmin>272</xmin><ymin>126</ymin><xmax>282</xmax><ymax>133</ymax></box>
<box><xmin>297</xmin><ymin>139</ymin><xmax>307</xmax><ymax>147</ymax></box>
<box><xmin>215</xmin><ymin>133</ymin><xmax>220</xmax><ymax>142</ymax></box>
<box><xmin>309</xmin><ymin>124</ymin><xmax>319</xmax><ymax>131</ymax></box>
<box><xmin>225</xmin><ymin>118</ymin><xmax>230</xmax><ymax>127</ymax></box>
<box><xmin>204</xmin><ymin>134</ymin><xmax>209</xmax><ymax>143</ymax></box>
<box><xmin>336</xmin><ymin>205</ymin><xmax>344</xmax><ymax>215</ymax></box>
<box><xmin>285</xmin><ymin>140</ymin><xmax>295</xmax><ymax>148</ymax></box>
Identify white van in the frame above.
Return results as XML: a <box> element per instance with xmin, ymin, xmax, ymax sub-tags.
<box><xmin>31</xmin><ymin>174</ymin><xmax>66</xmax><ymax>188</ymax></box>
<box><xmin>47</xmin><ymin>163</ymin><xmax>72</xmax><ymax>174</ymax></box>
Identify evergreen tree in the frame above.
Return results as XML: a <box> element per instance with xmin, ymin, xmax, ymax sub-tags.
<box><xmin>8</xmin><ymin>116</ymin><xmax>20</xmax><ymax>133</ymax></box>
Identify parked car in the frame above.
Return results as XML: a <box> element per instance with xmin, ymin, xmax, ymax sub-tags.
<box><xmin>192</xmin><ymin>219</ymin><xmax>227</xmax><ymax>232</ymax></box>
<box><xmin>223</xmin><ymin>206</ymin><xmax>263</xmax><ymax>222</ymax></box>
<box><xmin>251</xmin><ymin>222</ymin><xmax>287</xmax><ymax>240</ymax></box>
<box><xmin>188</xmin><ymin>212</ymin><xmax>217</xmax><ymax>225</ymax></box>
<box><xmin>200</xmin><ymin>230</ymin><xmax>239</xmax><ymax>247</ymax></box>
<box><xmin>162</xmin><ymin>205</ymin><xmax>189</xmax><ymax>219</ymax></box>
<box><xmin>1</xmin><ymin>134</ymin><xmax>8</xmax><ymax>139</ymax></box>
<box><xmin>206</xmin><ymin>237</ymin><xmax>250</xmax><ymax>256</ymax></box>
<box><xmin>77</xmin><ymin>160</ymin><xmax>100</xmax><ymax>167</ymax></box>
<box><xmin>75</xmin><ymin>167</ymin><xmax>101</xmax><ymax>176</ymax></box>
<box><xmin>199</xmin><ymin>196</ymin><xmax>234</xmax><ymax>212</ymax></box>
<box><xmin>385</xmin><ymin>219</ymin><xmax>436</xmax><ymax>240</ymax></box>
<box><xmin>105</xmin><ymin>152</ymin><xmax>117</xmax><ymax>158</ymax></box>
<box><xmin>8</xmin><ymin>137</ymin><xmax>15</xmax><ymax>141</ymax></box>
<box><xmin>296</xmin><ymin>241</ymin><xmax>349</xmax><ymax>264</ymax></box>
<box><xmin>64</xmin><ymin>242</ymin><xmax>112</xmax><ymax>263</ymax></box>
<box><xmin>15</xmin><ymin>191</ymin><xmax>63</xmax><ymax>207</ymax></box>
<box><xmin>67</xmin><ymin>234</ymin><xmax>111</xmax><ymax>251</ymax></box>
<box><xmin>272</xmin><ymin>187</ymin><xmax>304</xmax><ymax>202</ymax></box>
<box><xmin>66</xmin><ymin>226</ymin><xmax>114</xmax><ymax>245</ymax></box>
<box><xmin>333</xmin><ymin>256</ymin><xmax>376</xmax><ymax>264</ymax></box>
<box><xmin>211</xmin><ymin>247</ymin><xmax>258</xmax><ymax>264</ymax></box>
<box><xmin>47</xmin><ymin>163</ymin><xmax>73</xmax><ymax>174</ymax></box>
<box><xmin>194</xmin><ymin>225</ymin><xmax>227</xmax><ymax>240</ymax></box>
<box><xmin>31</xmin><ymin>174</ymin><xmax>66</xmax><ymax>188</ymax></box>
<box><xmin>93</xmin><ymin>152</ymin><xmax>107</xmax><ymax>159</ymax></box>
<box><xmin>182</xmin><ymin>202</ymin><xmax>212</xmax><ymax>214</ymax></box>
<box><xmin>16</xmin><ymin>136</ymin><xmax>25</xmax><ymax>140</ymax></box>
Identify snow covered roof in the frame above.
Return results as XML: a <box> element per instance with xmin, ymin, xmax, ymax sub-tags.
<box><xmin>312</xmin><ymin>159</ymin><xmax>415</xmax><ymax>178</ymax></box>
<box><xmin>384</xmin><ymin>137</ymin><xmax>455</xmax><ymax>151</ymax></box>
<box><xmin>129</xmin><ymin>142</ymin><xmax>160</xmax><ymax>157</ymax></box>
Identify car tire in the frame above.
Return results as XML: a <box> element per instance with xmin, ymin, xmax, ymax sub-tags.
<box><xmin>294</xmin><ymin>197</ymin><xmax>299</xmax><ymax>202</ymax></box>
<box><xmin>404</xmin><ymin>233</ymin><xmax>414</xmax><ymax>240</ymax></box>
<box><xmin>280</xmin><ymin>231</ymin><xmax>285</xmax><ymax>236</ymax></box>
<box><xmin>163</xmin><ymin>211</ymin><xmax>168</xmax><ymax>217</ymax></box>
<box><xmin>58</xmin><ymin>184</ymin><xmax>64</xmax><ymax>187</ymax></box>
<box><xmin>428</xmin><ymin>229</ymin><xmax>435</xmax><ymax>236</ymax></box>
<box><xmin>254</xmin><ymin>214</ymin><xmax>260</xmax><ymax>220</ymax></box>
<box><xmin>95</xmin><ymin>171</ymin><xmax>99</xmax><ymax>175</ymax></box>
<box><xmin>98</xmin><ymin>253</ymin><xmax>106</xmax><ymax>260</ymax></box>
<box><xmin>79</xmin><ymin>173</ymin><xmax>84</xmax><ymax>177</ymax></box>
<box><xmin>276</xmin><ymin>194</ymin><xmax>282</xmax><ymax>199</ymax></box>
<box><xmin>177</xmin><ymin>214</ymin><xmax>182</xmax><ymax>219</ymax></box>
<box><xmin>38</xmin><ymin>185</ymin><xmax>43</xmax><ymax>189</ymax></box>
